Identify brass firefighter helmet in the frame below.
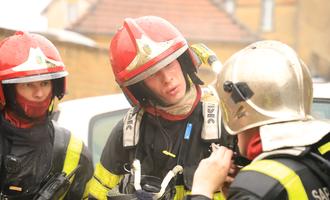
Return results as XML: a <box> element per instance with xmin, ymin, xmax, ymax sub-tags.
<box><xmin>216</xmin><ymin>40</ymin><xmax>313</xmax><ymax>135</ymax></box>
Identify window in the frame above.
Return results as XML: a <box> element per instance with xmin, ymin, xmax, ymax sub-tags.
<box><xmin>89</xmin><ymin>109</ymin><xmax>129</xmax><ymax>165</ymax></box>
<box><xmin>312</xmin><ymin>99</ymin><xmax>330</xmax><ymax>120</ymax></box>
<box><xmin>261</xmin><ymin>0</ymin><xmax>274</xmax><ymax>32</ymax></box>
<box><xmin>67</xmin><ymin>0</ymin><xmax>78</xmax><ymax>23</ymax></box>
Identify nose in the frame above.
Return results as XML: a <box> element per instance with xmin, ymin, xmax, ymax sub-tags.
<box><xmin>33</xmin><ymin>86</ymin><xmax>46</xmax><ymax>99</ymax></box>
<box><xmin>158</xmin><ymin>68</ymin><xmax>173</xmax><ymax>84</ymax></box>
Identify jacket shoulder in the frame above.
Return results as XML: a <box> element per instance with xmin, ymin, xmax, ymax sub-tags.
<box><xmin>230</xmin><ymin>157</ymin><xmax>327</xmax><ymax>200</ymax></box>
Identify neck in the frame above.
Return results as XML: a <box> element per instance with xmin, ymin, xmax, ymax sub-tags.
<box><xmin>3</xmin><ymin>109</ymin><xmax>46</xmax><ymax>129</ymax></box>
<box><xmin>144</xmin><ymin>85</ymin><xmax>201</xmax><ymax>121</ymax></box>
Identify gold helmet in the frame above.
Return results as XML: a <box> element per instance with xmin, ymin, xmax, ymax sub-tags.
<box><xmin>216</xmin><ymin>40</ymin><xmax>313</xmax><ymax>135</ymax></box>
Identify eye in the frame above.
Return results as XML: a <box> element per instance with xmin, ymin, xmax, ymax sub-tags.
<box><xmin>25</xmin><ymin>83</ymin><xmax>33</xmax><ymax>87</ymax></box>
<box><xmin>41</xmin><ymin>80</ymin><xmax>51</xmax><ymax>87</ymax></box>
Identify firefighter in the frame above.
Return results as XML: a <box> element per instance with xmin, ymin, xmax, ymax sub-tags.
<box><xmin>0</xmin><ymin>31</ymin><xmax>93</xmax><ymax>199</ymax></box>
<box><xmin>187</xmin><ymin>40</ymin><xmax>330</xmax><ymax>200</ymax></box>
<box><xmin>88</xmin><ymin>16</ymin><xmax>234</xmax><ymax>200</ymax></box>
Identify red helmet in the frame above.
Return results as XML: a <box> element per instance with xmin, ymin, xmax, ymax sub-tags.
<box><xmin>0</xmin><ymin>31</ymin><xmax>68</xmax><ymax>109</ymax></box>
<box><xmin>109</xmin><ymin>16</ymin><xmax>200</xmax><ymax>106</ymax></box>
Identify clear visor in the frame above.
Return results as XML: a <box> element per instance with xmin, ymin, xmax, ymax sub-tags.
<box><xmin>2</xmin><ymin>71</ymin><xmax>68</xmax><ymax>84</ymax></box>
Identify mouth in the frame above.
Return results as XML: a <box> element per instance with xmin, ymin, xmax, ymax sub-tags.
<box><xmin>167</xmin><ymin>86</ymin><xmax>179</xmax><ymax>96</ymax></box>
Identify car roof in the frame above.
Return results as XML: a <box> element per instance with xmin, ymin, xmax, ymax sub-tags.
<box><xmin>55</xmin><ymin>93</ymin><xmax>131</xmax><ymax>145</ymax></box>
<box><xmin>313</xmin><ymin>82</ymin><xmax>330</xmax><ymax>99</ymax></box>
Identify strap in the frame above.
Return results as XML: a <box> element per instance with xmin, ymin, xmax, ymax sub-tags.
<box><xmin>51</xmin><ymin>121</ymin><xmax>68</xmax><ymax>176</ymax></box>
<box><xmin>62</xmin><ymin>134</ymin><xmax>83</xmax><ymax>179</ymax></box>
<box><xmin>123</xmin><ymin>108</ymin><xmax>144</xmax><ymax>148</ymax></box>
<box><xmin>201</xmin><ymin>101</ymin><xmax>221</xmax><ymax>141</ymax></box>
<box><xmin>52</xmin><ymin>121</ymin><xmax>83</xmax><ymax>200</ymax></box>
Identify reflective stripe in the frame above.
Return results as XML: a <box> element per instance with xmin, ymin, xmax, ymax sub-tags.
<box><xmin>173</xmin><ymin>186</ymin><xmax>224</xmax><ymax>200</ymax></box>
<box><xmin>94</xmin><ymin>163</ymin><xmax>123</xmax><ymax>188</ymax></box>
<box><xmin>318</xmin><ymin>142</ymin><xmax>330</xmax><ymax>155</ymax></box>
<box><xmin>82</xmin><ymin>179</ymin><xmax>92</xmax><ymax>199</ymax></box>
<box><xmin>213</xmin><ymin>192</ymin><xmax>225</xmax><ymax>200</ymax></box>
<box><xmin>242</xmin><ymin>160</ymin><xmax>308</xmax><ymax>200</ymax></box>
<box><xmin>88</xmin><ymin>177</ymin><xmax>109</xmax><ymax>200</ymax></box>
<box><xmin>62</xmin><ymin>134</ymin><xmax>83</xmax><ymax>177</ymax></box>
<box><xmin>174</xmin><ymin>185</ymin><xmax>186</xmax><ymax>200</ymax></box>
<box><xmin>88</xmin><ymin>163</ymin><xmax>123</xmax><ymax>199</ymax></box>
<box><xmin>60</xmin><ymin>134</ymin><xmax>83</xmax><ymax>200</ymax></box>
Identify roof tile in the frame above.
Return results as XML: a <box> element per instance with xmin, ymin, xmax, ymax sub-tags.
<box><xmin>70</xmin><ymin>0</ymin><xmax>258</xmax><ymax>42</ymax></box>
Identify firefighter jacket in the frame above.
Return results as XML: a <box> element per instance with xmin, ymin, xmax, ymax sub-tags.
<box><xmin>0</xmin><ymin>115</ymin><xmax>94</xmax><ymax>199</ymax></box>
<box><xmin>185</xmin><ymin>132</ymin><xmax>330</xmax><ymax>200</ymax></box>
<box><xmin>88</xmin><ymin>101</ymin><xmax>233</xmax><ymax>200</ymax></box>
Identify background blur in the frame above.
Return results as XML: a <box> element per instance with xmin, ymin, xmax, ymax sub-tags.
<box><xmin>0</xmin><ymin>0</ymin><xmax>329</xmax><ymax>102</ymax></box>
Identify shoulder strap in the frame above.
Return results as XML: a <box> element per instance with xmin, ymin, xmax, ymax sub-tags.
<box><xmin>123</xmin><ymin>107</ymin><xmax>144</xmax><ymax>148</ymax></box>
<box><xmin>201</xmin><ymin>101</ymin><xmax>221</xmax><ymax>141</ymax></box>
<box><xmin>51</xmin><ymin>121</ymin><xmax>68</xmax><ymax>175</ymax></box>
<box><xmin>123</xmin><ymin>101</ymin><xmax>222</xmax><ymax>148</ymax></box>
<box><xmin>52</xmin><ymin>121</ymin><xmax>84</xmax><ymax>199</ymax></box>
<box><xmin>52</xmin><ymin>121</ymin><xmax>83</xmax><ymax>177</ymax></box>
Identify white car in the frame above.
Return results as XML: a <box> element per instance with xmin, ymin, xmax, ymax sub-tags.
<box><xmin>53</xmin><ymin>83</ymin><xmax>330</xmax><ymax>165</ymax></box>
<box><xmin>311</xmin><ymin>82</ymin><xmax>330</xmax><ymax>119</ymax></box>
<box><xmin>52</xmin><ymin>93</ymin><xmax>131</xmax><ymax>164</ymax></box>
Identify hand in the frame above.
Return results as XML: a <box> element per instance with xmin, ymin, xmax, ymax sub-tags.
<box><xmin>221</xmin><ymin>161</ymin><xmax>239</xmax><ymax>197</ymax></box>
<box><xmin>191</xmin><ymin>146</ymin><xmax>233</xmax><ymax>198</ymax></box>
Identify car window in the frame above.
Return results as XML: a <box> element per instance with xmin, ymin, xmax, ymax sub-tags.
<box><xmin>88</xmin><ymin>109</ymin><xmax>129</xmax><ymax>165</ymax></box>
<box><xmin>312</xmin><ymin>98</ymin><xmax>330</xmax><ymax>120</ymax></box>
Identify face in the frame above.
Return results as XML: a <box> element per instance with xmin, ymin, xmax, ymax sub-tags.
<box><xmin>16</xmin><ymin>80</ymin><xmax>52</xmax><ymax>102</ymax></box>
<box><xmin>144</xmin><ymin>60</ymin><xmax>186</xmax><ymax>105</ymax></box>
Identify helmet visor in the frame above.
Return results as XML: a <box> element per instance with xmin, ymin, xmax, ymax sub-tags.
<box><xmin>2</xmin><ymin>71</ymin><xmax>68</xmax><ymax>84</ymax></box>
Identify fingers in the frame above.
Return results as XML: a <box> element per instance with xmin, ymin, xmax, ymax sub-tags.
<box><xmin>228</xmin><ymin>167</ymin><xmax>236</xmax><ymax>175</ymax></box>
<box><xmin>211</xmin><ymin>145</ymin><xmax>233</xmax><ymax>165</ymax></box>
<box><xmin>191</xmin><ymin>145</ymin><xmax>235</xmax><ymax>197</ymax></box>
<box><xmin>225</xmin><ymin>176</ymin><xmax>234</xmax><ymax>183</ymax></box>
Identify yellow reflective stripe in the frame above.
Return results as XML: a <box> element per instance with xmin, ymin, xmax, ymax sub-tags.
<box><xmin>62</xmin><ymin>134</ymin><xmax>83</xmax><ymax>177</ymax></box>
<box><xmin>318</xmin><ymin>142</ymin><xmax>330</xmax><ymax>155</ymax></box>
<box><xmin>94</xmin><ymin>163</ymin><xmax>123</xmax><ymax>188</ymax></box>
<box><xmin>87</xmin><ymin>177</ymin><xmax>109</xmax><ymax>200</ymax></box>
<box><xmin>59</xmin><ymin>134</ymin><xmax>83</xmax><ymax>200</ymax></box>
<box><xmin>174</xmin><ymin>186</ymin><xmax>224</xmax><ymax>200</ymax></box>
<box><xmin>213</xmin><ymin>192</ymin><xmax>226</xmax><ymax>200</ymax></box>
<box><xmin>242</xmin><ymin>160</ymin><xmax>308</xmax><ymax>200</ymax></box>
<box><xmin>174</xmin><ymin>185</ymin><xmax>186</xmax><ymax>200</ymax></box>
<box><xmin>82</xmin><ymin>178</ymin><xmax>92</xmax><ymax>199</ymax></box>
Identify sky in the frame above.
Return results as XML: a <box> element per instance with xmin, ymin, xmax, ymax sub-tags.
<box><xmin>0</xmin><ymin>0</ymin><xmax>52</xmax><ymax>31</ymax></box>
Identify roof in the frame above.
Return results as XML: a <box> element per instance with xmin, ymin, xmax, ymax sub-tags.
<box><xmin>70</xmin><ymin>0</ymin><xmax>258</xmax><ymax>43</ymax></box>
<box><xmin>37</xmin><ymin>28</ymin><xmax>97</xmax><ymax>47</ymax></box>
